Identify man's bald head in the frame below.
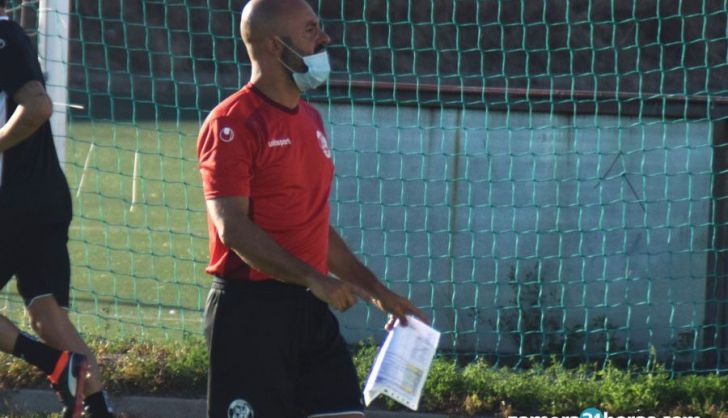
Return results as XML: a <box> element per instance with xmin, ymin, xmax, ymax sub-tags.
<box><xmin>241</xmin><ymin>0</ymin><xmax>314</xmax><ymax>45</ymax></box>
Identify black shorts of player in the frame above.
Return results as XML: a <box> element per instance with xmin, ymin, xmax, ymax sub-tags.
<box><xmin>0</xmin><ymin>220</ymin><xmax>71</xmax><ymax>308</ymax></box>
<box><xmin>204</xmin><ymin>277</ymin><xmax>364</xmax><ymax>418</ymax></box>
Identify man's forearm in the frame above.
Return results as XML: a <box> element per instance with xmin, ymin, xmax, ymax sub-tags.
<box><xmin>328</xmin><ymin>226</ymin><xmax>427</xmax><ymax>327</ymax></box>
<box><xmin>327</xmin><ymin>226</ymin><xmax>387</xmax><ymax>295</ymax></box>
<box><xmin>222</xmin><ymin>217</ymin><xmax>323</xmax><ymax>287</ymax></box>
<box><xmin>0</xmin><ymin>81</ymin><xmax>53</xmax><ymax>153</ymax></box>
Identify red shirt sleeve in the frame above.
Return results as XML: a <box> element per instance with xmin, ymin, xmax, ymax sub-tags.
<box><xmin>197</xmin><ymin>115</ymin><xmax>259</xmax><ymax>199</ymax></box>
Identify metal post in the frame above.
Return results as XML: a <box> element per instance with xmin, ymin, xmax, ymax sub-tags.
<box><xmin>19</xmin><ymin>0</ymin><xmax>37</xmax><ymax>42</ymax></box>
<box><xmin>38</xmin><ymin>0</ymin><xmax>69</xmax><ymax>166</ymax></box>
<box><xmin>705</xmin><ymin>119</ymin><xmax>728</xmax><ymax>369</ymax></box>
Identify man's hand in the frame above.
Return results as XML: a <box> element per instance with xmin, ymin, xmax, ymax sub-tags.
<box><xmin>307</xmin><ymin>274</ymin><xmax>359</xmax><ymax>311</ymax></box>
<box><xmin>327</xmin><ymin>226</ymin><xmax>428</xmax><ymax>330</ymax></box>
<box><xmin>362</xmin><ymin>285</ymin><xmax>428</xmax><ymax>331</ymax></box>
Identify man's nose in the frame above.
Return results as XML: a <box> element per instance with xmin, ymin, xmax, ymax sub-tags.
<box><xmin>319</xmin><ymin>30</ymin><xmax>331</xmax><ymax>46</ymax></box>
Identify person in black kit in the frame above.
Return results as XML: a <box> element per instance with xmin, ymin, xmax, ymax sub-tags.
<box><xmin>0</xmin><ymin>1</ymin><xmax>113</xmax><ymax>417</ymax></box>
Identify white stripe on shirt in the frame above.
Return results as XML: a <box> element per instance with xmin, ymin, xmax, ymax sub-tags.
<box><xmin>0</xmin><ymin>91</ymin><xmax>6</xmax><ymax>188</ymax></box>
<box><xmin>0</xmin><ymin>15</ymin><xmax>10</xmax><ymax>186</ymax></box>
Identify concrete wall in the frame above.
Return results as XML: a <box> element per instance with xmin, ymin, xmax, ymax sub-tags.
<box><xmin>319</xmin><ymin>102</ymin><xmax>713</xmax><ymax>361</ymax></box>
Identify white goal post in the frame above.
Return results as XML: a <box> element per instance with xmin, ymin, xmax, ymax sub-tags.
<box><xmin>38</xmin><ymin>0</ymin><xmax>70</xmax><ymax>165</ymax></box>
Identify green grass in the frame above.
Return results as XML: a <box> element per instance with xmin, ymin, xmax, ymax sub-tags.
<box><xmin>357</xmin><ymin>345</ymin><xmax>728</xmax><ymax>417</ymax></box>
<box><xmin>1</xmin><ymin>339</ymin><xmax>727</xmax><ymax>417</ymax></box>
<box><xmin>0</xmin><ymin>120</ymin><xmax>209</xmax><ymax>340</ymax></box>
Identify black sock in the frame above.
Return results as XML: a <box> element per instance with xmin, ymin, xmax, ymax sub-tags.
<box><xmin>11</xmin><ymin>332</ymin><xmax>63</xmax><ymax>375</ymax></box>
<box><xmin>84</xmin><ymin>391</ymin><xmax>114</xmax><ymax>417</ymax></box>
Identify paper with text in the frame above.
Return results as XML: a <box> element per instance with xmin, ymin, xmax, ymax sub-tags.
<box><xmin>363</xmin><ymin>315</ymin><xmax>441</xmax><ymax>410</ymax></box>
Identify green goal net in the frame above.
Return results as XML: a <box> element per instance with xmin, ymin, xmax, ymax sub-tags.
<box><xmin>2</xmin><ymin>0</ymin><xmax>726</xmax><ymax>372</ymax></box>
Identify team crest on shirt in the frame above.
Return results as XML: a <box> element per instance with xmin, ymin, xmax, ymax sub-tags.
<box><xmin>219</xmin><ymin>126</ymin><xmax>235</xmax><ymax>143</ymax></box>
<box><xmin>316</xmin><ymin>130</ymin><xmax>331</xmax><ymax>158</ymax></box>
<box><xmin>228</xmin><ymin>399</ymin><xmax>254</xmax><ymax>418</ymax></box>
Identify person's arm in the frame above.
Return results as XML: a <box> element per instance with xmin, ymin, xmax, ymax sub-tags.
<box><xmin>0</xmin><ymin>80</ymin><xmax>53</xmax><ymax>153</ymax></box>
<box><xmin>206</xmin><ymin>196</ymin><xmax>359</xmax><ymax>311</ymax></box>
<box><xmin>328</xmin><ymin>225</ymin><xmax>427</xmax><ymax>329</ymax></box>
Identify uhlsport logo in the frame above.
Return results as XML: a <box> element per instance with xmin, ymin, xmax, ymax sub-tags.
<box><xmin>228</xmin><ymin>399</ymin><xmax>254</xmax><ymax>418</ymax></box>
<box><xmin>316</xmin><ymin>129</ymin><xmax>331</xmax><ymax>158</ymax></box>
<box><xmin>219</xmin><ymin>126</ymin><xmax>235</xmax><ymax>143</ymax></box>
<box><xmin>267</xmin><ymin>137</ymin><xmax>292</xmax><ymax>148</ymax></box>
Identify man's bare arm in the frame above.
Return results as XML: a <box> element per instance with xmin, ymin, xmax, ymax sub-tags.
<box><xmin>0</xmin><ymin>80</ymin><xmax>53</xmax><ymax>153</ymax></box>
<box><xmin>206</xmin><ymin>196</ymin><xmax>358</xmax><ymax>310</ymax></box>
<box><xmin>328</xmin><ymin>226</ymin><xmax>427</xmax><ymax>328</ymax></box>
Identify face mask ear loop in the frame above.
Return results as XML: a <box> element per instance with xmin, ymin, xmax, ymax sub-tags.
<box><xmin>278</xmin><ymin>57</ymin><xmax>300</xmax><ymax>74</ymax></box>
<box><xmin>275</xmin><ymin>37</ymin><xmax>302</xmax><ymax>57</ymax></box>
<box><xmin>275</xmin><ymin>36</ymin><xmax>308</xmax><ymax>73</ymax></box>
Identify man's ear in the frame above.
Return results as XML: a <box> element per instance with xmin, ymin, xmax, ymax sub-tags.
<box><xmin>265</xmin><ymin>36</ymin><xmax>283</xmax><ymax>57</ymax></box>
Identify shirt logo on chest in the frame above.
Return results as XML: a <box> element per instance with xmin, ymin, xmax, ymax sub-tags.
<box><xmin>316</xmin><ymin>130</ymin><xmax>331</xmax><ymax>159</ymax></box>
<box><xmin>267</xmin><ymin>138</ymin><xmax>292</xmax><ymax>148</ymax></box>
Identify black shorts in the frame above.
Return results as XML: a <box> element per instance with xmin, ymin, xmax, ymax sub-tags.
<box><xmin>204</xmin><ymin>277</ymin><xmax>364</xmax><ymax>418</ymax></box>
<box><xmin>0</xmin><ymin>220</ymin><xmax>71</xmax><ymax>307</ymax></box>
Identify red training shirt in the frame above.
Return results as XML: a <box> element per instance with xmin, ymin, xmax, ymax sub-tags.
<box><xmin>197</xmin><ymin>83</ymin><xmax>334</xmax><ymax>281</ymax></box>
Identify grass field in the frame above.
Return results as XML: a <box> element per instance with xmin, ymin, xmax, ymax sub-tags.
<box><xmin>0</xmin><ymin>119</ymin><xmax>210</xmax><ymax>340</ymax></box>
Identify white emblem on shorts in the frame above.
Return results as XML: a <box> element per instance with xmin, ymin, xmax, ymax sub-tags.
<box><xmin>219</xmin><ymin>126</ymin><xmax>235</xmax><ymax>143</ymax></box>
<box><xmin>316</xmin><ymin>130</ymin><xmax>331</xmax><ymax>158</ymax></box>
<box><xmin>228</xmin><ymin>399</ymin><xmax>254</xmax><ymax>418</ymax></box>
<box><xmin>0</xmin><ymin>38</ymin><xmax>6</xmax><ymax>49</ymax></box>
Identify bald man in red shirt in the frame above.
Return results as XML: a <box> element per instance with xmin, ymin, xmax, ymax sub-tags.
<box><xmin>197</xmin><ymin>0</ymin><xmax>426</xmax><ymax>417</ymax></box>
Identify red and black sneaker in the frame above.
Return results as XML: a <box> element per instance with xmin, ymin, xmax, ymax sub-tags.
<box><xmin>48</xmin><ymin>351</ymin><xmax>88</xmax><ymax>418</ymax></box>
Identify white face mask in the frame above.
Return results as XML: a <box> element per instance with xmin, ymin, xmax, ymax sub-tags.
<box><xmin>276</xmin><ymin>38</ymin><xmax>331</xmax><ymax>92</ymax></box>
